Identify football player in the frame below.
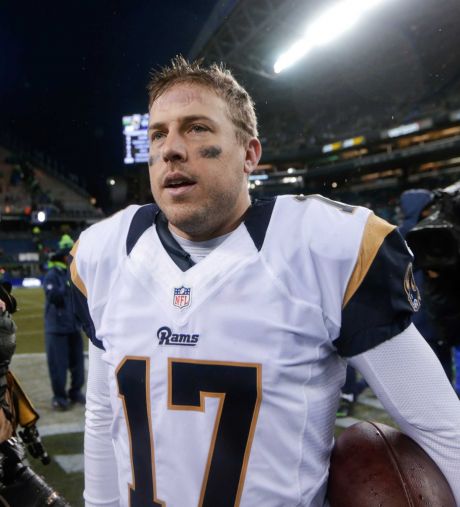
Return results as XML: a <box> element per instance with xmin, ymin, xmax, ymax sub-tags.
<box><xmin>70</xmin><ymin>57</ymin><xmax>460</xmax><ymax>507</ymax></box>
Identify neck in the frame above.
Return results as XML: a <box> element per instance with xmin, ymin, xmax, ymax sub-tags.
<box><xmin>169</xmin><ymin>201</ymin><xmax>251</xmax><ymax>242</ymax></box>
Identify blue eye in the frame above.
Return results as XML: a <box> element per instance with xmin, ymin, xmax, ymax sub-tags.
<box><xmin>190</xmin><ymin>124</ymin><xmax>208</xmax><ymax>133</ymax></box>
<box><xmin>151</xmin><ymin>131</ymin><xmax>165</xmax><ymax>141</ymax></box>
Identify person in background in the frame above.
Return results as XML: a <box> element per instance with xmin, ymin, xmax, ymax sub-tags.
<box><xmin>43</xmin><ymin>248</ymin><xmax>85</xmax><ymax>411</ymax></box>
<box><xmin>58</xmin><ymin>233</ymin><xmax>75</xmax><ymax>251</ymax></box>
<box><xmin>399</xmin><ymin>189</ymin><xmax>454</xmax><ymax>381</ymax></box>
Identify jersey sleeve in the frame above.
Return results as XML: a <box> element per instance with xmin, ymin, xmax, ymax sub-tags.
<box><xmin>349</xmin><ymin>324</ymin><xmax>460</xmax><ymax>506</ymax></box>
<box><xmin>84</xmin><ymin>342</ymin><xmax>120</xmax><ymax>506</ymax></box>
<box><xmin>69</xmin><ymin>240</ymin><xmax>102</xmax><ymax>349</ymax></box>
<box><xmin>334</xmin><ymin>213</ymin><xmax>420</xmax><ymax>357</ymax></box>
<box><xmin>69</xmin><ymin>206</ymin><xmax>141</xmax><ymax>350</ymax></box>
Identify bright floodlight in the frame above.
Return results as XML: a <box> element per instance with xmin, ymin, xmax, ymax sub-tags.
<box><xmin>274</xmin><ymin>0</ymin><xmax>388</xmax><ymax>73</ymax></box>
<box><xmin>350</xmin><ymin>0</ymin><xmax>386</xmax><ymax>11</ymax></box>
<box><xmin>274</xmin><ymin>39</ymin><xmax>313</xmax><ymax>74</ymax></box>
<box><xmin>306</xmin><ymin>2</ymin><xmax>361</xmax><ymax>46</ymax></box>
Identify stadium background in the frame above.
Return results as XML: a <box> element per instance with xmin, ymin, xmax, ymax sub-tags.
<box><xmin>1</xmin><ymin>0</ymin><xmax>459</xmax><ymax>504</ymax></box>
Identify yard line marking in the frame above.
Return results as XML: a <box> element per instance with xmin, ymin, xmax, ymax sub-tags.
<box><xmin>335</xmin><ymin>416</ymin><xmax>360</xmax><ymax>428</ymax></box>
<box><xmin>359</xmin><ymin>396</ymin><xmax>384</xmax><ymax>410</ymax></box>
<box><xmin>17</xmin><ymin>304</ymin><xmax>44</xmax><ymax>311</ymax></box>
<box><xmin>38</xmin><ymin>422</ymin><xmax>85</xmax><ymax>436</ymax></box>
<box><xmin>14</xmin><ymin>330</ymin><xmax>44</xmax><ymax>337</ymax></box>
<box><xmin>54</xmin><ymin>454</ymin><xmax>84</xmax><ymax>473</ymax></box>
<box><xmin>15</xmin><ymin>313</ymin><xmax>43</xmax><ymax>320</ymax></box>
<box><xmin>13</xmin><ymin>352</ymin><xmax>89</xmax><ymax>359</ymax></box>
<box><xmin>13</xmin><ymin>352</ymin><xmax>46</xmax><ymax>359</ymax></box>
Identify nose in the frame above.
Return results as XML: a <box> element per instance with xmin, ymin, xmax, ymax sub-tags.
<box><xmin>161</xmin><ymin>130</ymin><xmax>186</xmax><ymax>163</ymax></box>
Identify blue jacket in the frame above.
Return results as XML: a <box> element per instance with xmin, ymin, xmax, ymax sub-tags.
<box><xmin>43</xmin><ymin>264</ymin><xmax>80</xmax><ymax>334</ymax></box>
<box><xmin>398</xmin><ymin>189</ymin><xmax>438</xmax><ymax>343</ymax></box>
<box><xmin>399</xmin><ymin>189</ymin><xmax>433</xmax><ymax>238</ymax></box>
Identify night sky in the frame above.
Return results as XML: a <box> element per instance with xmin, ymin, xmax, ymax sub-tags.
<box><xmin>0</xmin><ymin>1</ymin><xmax>219</xmax><ymax>199</ymax></box>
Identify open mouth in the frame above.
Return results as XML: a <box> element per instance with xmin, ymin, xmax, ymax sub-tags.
<box><xmin>163</xmin><ymin>175</ymin><xmax>197</xmax><ymax>196</ymax></box>
<box><xmin>165</xmin><ymin>179</ymin><xmax>195</xmax><ymax>189</ymax></box>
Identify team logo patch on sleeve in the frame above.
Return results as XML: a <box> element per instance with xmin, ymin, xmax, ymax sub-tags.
<box><xmin>173</xmin><ymin>286</ymin><xmax>191</xmax><ymax>309</ymax></box>
<box><xmin>404</xmin><ymin>263</ymin><xmax>421</xmax><ymax>312</ymax></box>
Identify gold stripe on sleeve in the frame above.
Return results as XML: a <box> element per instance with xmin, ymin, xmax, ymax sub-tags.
<box><xmin>342</xmin><ymin>214</ymin><xmax>395</xmax><ymax>308</ymax></box>
<box><xmin>69</xmin><ymin>240</ymin><xmax>88</xmax><ymax>297</ymax></box>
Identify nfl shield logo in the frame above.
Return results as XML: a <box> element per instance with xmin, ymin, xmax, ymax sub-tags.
<box><xmin>173</xmin><ymin>286</ymin><xmax>191</xmax><ymax>309</ymax></box>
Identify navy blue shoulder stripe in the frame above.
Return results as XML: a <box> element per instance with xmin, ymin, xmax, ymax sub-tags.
<box><xmin>156</xmin><ymin>212</ymin><xmax>195</xmax><ymax>272</ymax></box>
<box><xmin>334</xmin><ymin>228</ymin><xmax>414</xmax><ymax>357</ymax></box>
<box><xmin>68</xmin><ymin>252</ymin><xmax>103</xmax><ymax>350</ymax></box>
<box><xmin>244</xmin><ymin>197</ymin><xmax>277</xmax><ymax>251</ymax></box>
<box><xmin>126</xmin><ymin>204</ymin><xmax>159</xmax><ymax>255</ymax></box>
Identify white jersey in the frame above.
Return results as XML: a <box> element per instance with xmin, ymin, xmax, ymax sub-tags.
<box><xmin>70</xmin><ymin>195</ymin><xmax>417</xmax><ymax>507</ymax></box>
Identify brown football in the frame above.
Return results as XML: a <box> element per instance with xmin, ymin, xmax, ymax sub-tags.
<box><xmin>327</xmin><ymin>420</ymin><xmax>456</xmax><ymax>507</ymax></box>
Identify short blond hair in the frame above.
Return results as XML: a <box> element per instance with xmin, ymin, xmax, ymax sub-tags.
<box><xmin>147</xmin><ymin>55</ymin><xmax>258</xmax><ymax>145</ymax></box>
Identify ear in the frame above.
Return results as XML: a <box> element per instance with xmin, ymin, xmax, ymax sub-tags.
<box><xmin>243</xmin><ymin>138</ymin><xmax>262</xmax><ymax>175</ymax></box>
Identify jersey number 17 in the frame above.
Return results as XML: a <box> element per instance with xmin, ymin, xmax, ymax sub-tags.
<box><xmin>116</xmin><ymin>357</ymin><xmax>262</xmax><ymax>507</ymax></box>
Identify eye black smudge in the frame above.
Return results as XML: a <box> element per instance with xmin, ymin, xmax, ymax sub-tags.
<box><xmin>199</xmin><ymin>145</ymin><xmax>222</xmax><ymax>159</ymax></box>
<box><xmin>148</xmin><ymin>155</ymin><xmax>160</xmax><ymax>166</ymax></box>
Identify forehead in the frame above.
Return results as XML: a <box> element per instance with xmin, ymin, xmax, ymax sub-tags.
<box><xmin>150</xmin><ymin>83</ymin><xmax>229</xmax><ymax>119</ymax></box>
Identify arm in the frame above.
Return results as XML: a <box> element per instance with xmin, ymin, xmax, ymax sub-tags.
<box><xmin>349</xmin><ymin>323</ymin><xmax>460</xmax><ymax>505</ymax></box>
<box><xmin>84</xmin><ymin>342</ymin><xmax>119</xmax><ymax>507</ymax></box>
<box><xmin>44</xmin><ymin>270</ymin><xmax>66</xmax><ymax>307</ymax></box>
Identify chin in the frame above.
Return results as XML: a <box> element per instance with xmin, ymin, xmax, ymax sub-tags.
<box><xmin>166</xmin><ymin>205</ymin><xmax>209</xmax><ymax>234</ymax></box>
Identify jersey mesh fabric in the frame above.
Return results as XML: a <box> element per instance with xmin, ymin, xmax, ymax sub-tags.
<box><xmin>350</xmin><ymin>323</ymin><xmax>460</xmax><ymax>505</ymax></box>
<box><xmin>84</xmin><ymin>343</ymin><xmax>119</xmax><ymax>507</ymax></box>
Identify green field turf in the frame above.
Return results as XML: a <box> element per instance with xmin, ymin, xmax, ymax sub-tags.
<box><xmin>12</xmin><ymin>287</ymin><xmax>88</xmax><ymax>354</ymax></box>
<box><xmin>13</xmin><ymin>287</ymin><xmax>46</xmax><ymax>354</ymax></box>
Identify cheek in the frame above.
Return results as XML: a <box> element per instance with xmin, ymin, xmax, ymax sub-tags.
<box><xmin>148</xmin><ymin>165</ymin><xmax>161</xmax><ymax>193</ymax></box>
<box><xmin>148</xmin><ymin>153</ymin><xmax>161</xmax><ymax>166</ymax></box>
<box><xmin>197</xmin><ymin>145</ymin><xmax>223</xmax><ymax>159</ymax></box>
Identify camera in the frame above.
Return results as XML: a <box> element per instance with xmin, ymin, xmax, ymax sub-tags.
<box><xmin>405</xmin><ymin>181</ymin><xmax>460</xmax><ymax>346</ymax></box>
<box><xmin>406</xmin><ymin>181</ymin><xmax>460</xmax><ymax>272</ymax></box>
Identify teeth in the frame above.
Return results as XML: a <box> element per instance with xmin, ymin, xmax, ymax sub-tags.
<box><xmin>168</xmin><ymin>180</ymin><xmax>188</xmax><ymax>187</ymax></box>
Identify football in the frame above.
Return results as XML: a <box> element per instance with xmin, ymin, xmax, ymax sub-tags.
<box><xmin>327</xmin><ymin>420</ymin><xmax>456</xmax><ymax>507</ymax></box>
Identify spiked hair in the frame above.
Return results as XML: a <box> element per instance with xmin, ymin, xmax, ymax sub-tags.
<box><xmin>147</xmin><ymin>55</ymin><xmax>258</xmax><ymax>145</ymax></box>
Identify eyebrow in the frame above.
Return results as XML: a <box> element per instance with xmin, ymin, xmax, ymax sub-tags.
<box><xmin>148</xmin><ymin>115</ymin><xmax>217</xmax><ymax>131</ymax></box>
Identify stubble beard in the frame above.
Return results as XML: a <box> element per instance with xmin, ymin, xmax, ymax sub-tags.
<box><xmin>161</xmin><ymin>178</ymin><xmax>247</xmax><ymax>239</ymax></box>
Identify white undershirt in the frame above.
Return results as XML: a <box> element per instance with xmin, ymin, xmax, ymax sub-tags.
<box><xmin>170</xmin><ymin>229</ymin><xmax>231</xmax><ymax>264</ymax></box>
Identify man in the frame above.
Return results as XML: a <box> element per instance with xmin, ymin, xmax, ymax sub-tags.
<box><xmin>70</xmin><ymin>57</ymin><xmax>460</xmax><ymax>507</ymax></box>
<box><xmin>43</xmin><ymin>249</ymin><xmax>85</xmax><ymax>410</ymax></box>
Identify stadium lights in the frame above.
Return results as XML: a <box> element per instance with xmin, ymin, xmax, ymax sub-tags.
<box><xmin>32</xmin><ymin>210</ymin><xmax>47</xmax><ymax>223</ymax></box>
<box><xmin>274</xmin><ymin>0</ymin><xmax>388</xmax><ymax>74</ymax></box>
<box><xmin>22</xmin><ymin>277</ymin><xmax>42</xmax><ymax>288</ymax></box>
